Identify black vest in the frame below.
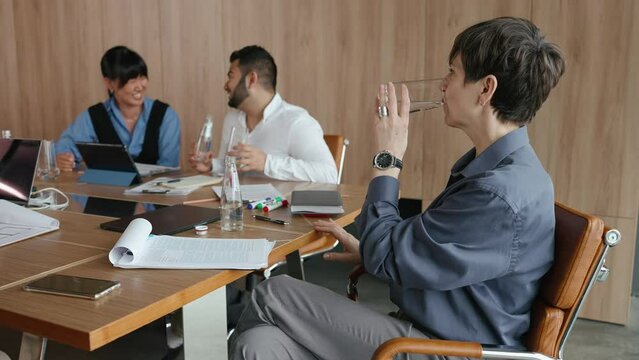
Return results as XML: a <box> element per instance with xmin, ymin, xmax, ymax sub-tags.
<box><xmin>88</xmin><ymin>100</ymin><xmax>169</xmax><ymax>165</ymax></box>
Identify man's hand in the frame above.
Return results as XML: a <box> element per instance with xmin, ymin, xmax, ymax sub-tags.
<box><xmin>188</xmin><ymin>151</ymin><xmax>213</xmax><ymax>173</ymax></box>
<box><xmin>313</xmin><ymin>219</ymin><xmax>361</xmax><ymax>264</ymax></box>
<box><xmin>56</xmin><ymin>152</ymin><xmax>75</xmax><ymax>172</ymax></box>
<box><xmin>230</xmin><ymin>144</ymin><xmax>267</xmax><ymax>173</ymax></box>
<box><xmin>374</xmin><ymin>82</ymin><xmax>411</xmax><ymax>160</ymax></box>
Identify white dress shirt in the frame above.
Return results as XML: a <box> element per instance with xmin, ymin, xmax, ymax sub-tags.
<box><xmin>212</xmin><ymin>93</ymin><xmax>338</xmax><ymax>184</ymax></box>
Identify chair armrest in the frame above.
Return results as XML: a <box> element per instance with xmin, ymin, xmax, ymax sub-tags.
<box><xmin>347</xmin><ymin>264</ymin><xmax>367</xmax><ymax>301</ymax></box>
<box><xmin>372</xmin><ymin>338</ymin><xmax>483</xmax><ymax>360</ymax></box>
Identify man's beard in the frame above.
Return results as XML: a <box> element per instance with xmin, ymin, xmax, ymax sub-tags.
<box><xmin>228</xmin><ymin>75</ymin><xmax>249</xmax><ymax>108</ymax></box>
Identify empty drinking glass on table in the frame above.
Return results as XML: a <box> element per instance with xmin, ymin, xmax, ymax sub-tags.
<box><xmin>194</xmin><ymin>114</ymin><xmax>213</xmax><ymax>163</ymax></box>
<box><xmin>220</xmin><ymin>156</ymin><xmax>243</xmax><ymax>231</ymax></box>
<box><xmin>37</xmin><ymin>140</ymin><xmax>60</xmax><ymax>180</ymax></box>
<box><xmin>389</xmin><ymin>78</ymin><xmax>443</xmax><ymax>114</ymax></box>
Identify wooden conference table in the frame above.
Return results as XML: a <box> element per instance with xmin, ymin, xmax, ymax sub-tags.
<box><xmin>0</xmin><ymin>172</ymin><xmax>366</xmax><ymax>359</ymax></box>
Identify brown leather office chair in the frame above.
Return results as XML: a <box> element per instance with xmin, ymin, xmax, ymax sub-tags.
<box><xmin>346</xmin><ymin>202</ymin><xmax>621</xmax><ymax>360</ymax></box>
<box><xmin>257</xmin><ymin>134</ymin><xmax>349</xmax><ymax>279</ymax></box>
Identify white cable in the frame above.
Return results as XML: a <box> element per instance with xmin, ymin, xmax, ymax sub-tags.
<box><xmin>28</xmin><ymin>187</ymin><xmax>70</xmax><ymax>211</ymax></box>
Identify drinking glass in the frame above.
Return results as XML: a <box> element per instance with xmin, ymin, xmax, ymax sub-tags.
<box><xmin>37</xmin><ymin>140</ymin><xmax>60</xmax><ymax>180</ymax></box>
<box><xmin>389</xmin><ymin>78</ymin><xmax>443</xmax><ymax>114</ymax></box>
<box><xmin>226</xmin><ymin>126</ymin><xmax>249</xmax><ymax>167</ymax></box>
<box><xmin>226</xmin><ymin>126</ymin><xmax>249</xmax><ymax>153</ymax></box>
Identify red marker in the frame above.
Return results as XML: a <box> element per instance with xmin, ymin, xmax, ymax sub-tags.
<box><xmin>263</xmin><ymin>199</ymin><xmax>289</xmax><ymax>213</ymax></box>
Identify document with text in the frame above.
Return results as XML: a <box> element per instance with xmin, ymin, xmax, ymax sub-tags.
<box><xmin>108</xmin><ymin>218</ymin><xmax>274</xmax><ymax>270</ymax></box>
<box><xmin>212</xmin><ymin>183</ymin><xmax>283</xmax><ymax>202</ymax></box>
<box><xmin>0</xmin><ymin>200</ymin><xmax>59</xmax><ymax>248</ymax></box>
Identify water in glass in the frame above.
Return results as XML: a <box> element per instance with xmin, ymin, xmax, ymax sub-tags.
<box><xmin>220</xmin><ymin>156</ymin><xmax>243</xmax><ymax>231</ymax></box>
<box><xmin>391</xmin><ymin>78</ymin><xmax>443</xmax><ymax>114</ymax></box>
<box><xmin>194</xmin><ymin>114</ymin><xmax>213</xmax><ymax>162</ymax></box>
<box><xmin>221</xmin><ymin>200</ymin><xmax>243</xmax><ymax>231</ymax></box>
<box><xmin>37</xmin><ymin>140</ymin><xmax>60</xmax><ymax>180</ymax></box>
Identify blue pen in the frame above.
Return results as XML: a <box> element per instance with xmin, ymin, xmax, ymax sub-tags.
<box><xmin>247</xmin><ymin>197</ymin><xmax>272</xmax><ymax>210</ymax></box>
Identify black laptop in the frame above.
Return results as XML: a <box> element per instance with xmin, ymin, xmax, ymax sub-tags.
<box><xmin>0</xmin><ymin>139</ymin><xmax>41</xmax><ymax>206</ymax></box>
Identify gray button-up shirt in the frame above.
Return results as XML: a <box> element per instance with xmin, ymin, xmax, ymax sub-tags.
<box><xmin>356</xmin><ymin>126</ymin><xmax>554</xmax><ymax>347</ymax></box>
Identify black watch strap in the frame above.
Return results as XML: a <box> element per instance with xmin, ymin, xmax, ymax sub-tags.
<box><xmin>372</xmin><ymin>150</ymin><xmax>403</xmax><ymax>170</ymax></box>
<box><xmin>393</xmin><ymin>156</ymin><xmax>403</xmax><ymax>170</ymax></box>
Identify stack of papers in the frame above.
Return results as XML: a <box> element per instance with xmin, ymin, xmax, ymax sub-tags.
<box><xmin>108</xmin><ymin>218</ymin><xmax>274</xmax><ymax>270</ymax></box>
<box><xmin>0</xmin><ymin>200</ymin><xmax>59</xmax><ymax>247</ymax></box>
<box><xmin>160</xmin><ymin>175</ymin><xmax>222</xmax><ymax>189</ymax></box>
<box><xmin>135</xmin><ymin>163</ymin><xmax>180</xmax><ymax>176</ymax></box>
<box><xmin>125</xmin><ymin>175</ymin><xmax>222</xmax><ymax>196</ymax></box>
<box><xmin>212</xmin><ymin>183</ymin><xmax>283</xmax><ymax>202</ymax></box>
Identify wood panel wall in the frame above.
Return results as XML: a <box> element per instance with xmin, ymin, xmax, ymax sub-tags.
<box><xmin>0</xmin><ymin>0</ymin><xmax>637</xmax><ymax>324</ymax></box>
<box><xmin>531</xmin><ymin>0</ymin><xmax>639</xmax><ymax>324</ymax></box>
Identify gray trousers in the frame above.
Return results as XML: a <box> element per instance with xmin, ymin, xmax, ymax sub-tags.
<box><xmin>229</xmin><ymin>275</ymin><xmax>467</xmax><ymax>360</ymax></box>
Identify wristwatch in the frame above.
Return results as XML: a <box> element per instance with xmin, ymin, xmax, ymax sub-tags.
<box><xmin>372</xmin><ymin>150</ymin><xmax>403</xmax><ymax>170</ymax></box>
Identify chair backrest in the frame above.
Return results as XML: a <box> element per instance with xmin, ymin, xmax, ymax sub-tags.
<box><xmin>525</xmin><ymin>202</ymin><xmax>619</xmax><ymax>358</ymax></box>
<box><xmin>323</xmin><ymin>134</ymin><xmax>349</xmax><ymax>184</ymax></box>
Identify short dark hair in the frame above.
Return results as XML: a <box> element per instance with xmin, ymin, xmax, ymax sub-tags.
<box><xmin>100</xmin><ymin>46</ymin><xmax>148</xmax><ymax>88</ymax></box>
<box><xmin>449</xmin><ymin>17</ymin><xmax>565</xmax><ymax>124</ymax></box>
<box><xmin>230</xmin><ymin>45</ymin><xmax>277</xmax><ymax>90</ymax></box>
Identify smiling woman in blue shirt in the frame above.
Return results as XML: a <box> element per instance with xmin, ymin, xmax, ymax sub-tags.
<box><xmin>55</xmin><ymin>46</ymin><xmax>181</xmax><ymax>171</ymax></box>
<box><xmin>229</xmin><ymin>17</ymin><xmax>566</xmax><ymax>360</ymax></box>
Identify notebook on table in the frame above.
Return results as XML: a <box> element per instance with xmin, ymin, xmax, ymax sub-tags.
<box><xmin>0</xmin><ymin>138</ymin><xmax>41</xmax><ymax>206</ymax></box>
<box><xmin>100</xmin><ymin>204</ymin><xmax>220</xmax><ymax>235</ymax></box>
<box><xmin>290</xmin><ymin>190</ymin><xmax>344</xmax><ymax>214</ymax></box>
<box><xmin>135</xmin><ymin>162</ymin><xmax>180</xmax><ymax>177</ymax></box>
<box><xmin>0</xmin><ymin>200</ymin><xmax>59</xmax><ymax>247</ymax></box>
<box><xmin>159</xmin><ymin>175</ymin><xmax>222</xmax><ymax>189</ymax></box>
<box><xmin>108</xmin><ymin>218</ymin><xmax>274</xmax><ymax>270</ymax></box>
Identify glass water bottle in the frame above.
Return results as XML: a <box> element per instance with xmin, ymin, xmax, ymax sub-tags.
<box><xmin>220</xmin><ymin>156</ymin><xmax>243</xmax><ymax>231</ymax></box>
<box><xmin>194</xmin><ymin>115</ymin><xmax>213</xmax><ymax>162</ymax></box>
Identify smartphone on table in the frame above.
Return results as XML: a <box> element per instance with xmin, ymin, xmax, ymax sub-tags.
<box><xmin>23</xmin><ymin>274</ymin><xmax>120</xmax><ymax>300</ymax></box>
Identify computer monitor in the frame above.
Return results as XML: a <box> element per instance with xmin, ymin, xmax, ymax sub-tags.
<box><xmin>0</xmin><ymin>139</ymin><xmax>41</xmax><ymax>206</ymax></box>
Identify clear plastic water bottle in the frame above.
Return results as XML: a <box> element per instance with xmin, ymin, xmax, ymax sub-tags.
<box><xmin>220</xmin><ymin>156</ymin><xmax>243</xmax><ymax>231</ymax></box>
<box><xmin>194</xmin><ymin>114</ymin><xmax>213</xmax><ymax>162</ymax></box>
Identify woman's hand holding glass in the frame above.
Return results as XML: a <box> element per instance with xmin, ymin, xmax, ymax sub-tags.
<box><xmin>375</xmin><ymin>82</ymin><xmax>411</xmax><ymax>161</ymax></box>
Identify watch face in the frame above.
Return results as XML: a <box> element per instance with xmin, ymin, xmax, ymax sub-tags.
<box><xmin>375</xmin><ymin>152</ymin><xmax>394</xmax><ymax>169</ymax></box>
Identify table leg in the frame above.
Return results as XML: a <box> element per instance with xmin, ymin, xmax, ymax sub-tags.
<box><xmin>18</xmin><ymin>333</ymin><xmax>47</xmax><ymax>360</ymax></box>
<box><xmin>182</xmin><ymin>286</ymin><xmax>227</xmax><ymax>360</ymax></box>
<box><xmin>286</xmin><ymin>250</ymin><xmax>305</xmax><ymax>280</ymax></box>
